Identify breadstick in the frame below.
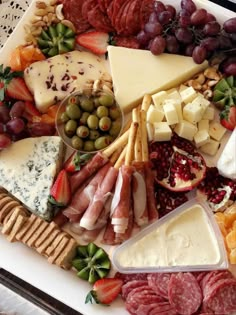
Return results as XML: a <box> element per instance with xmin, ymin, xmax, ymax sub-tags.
<box><xmin>110</xmin><ymin>147</ymin><xmax>123</xmax><ymax>165</ymax></box>
<box><xmin>140</xmin><ymin>110</ymin><xmax>149</xmax><ymax>162</ymax></box>
<box><xmin>125</xmin><ymin>122</ymin><xmax>138</xmax><ymax>166</ymax></box>
<box><xmin>133</xmin><ymin>108</ymin><xmax>142</xmax><ymax>162</ymax></box>
<box><xmin>141</xmin><ymin>94</ymin><xmax>152</xmax><ymax>112</ymax></box>
<box><xmin>114</xmin><ymin>145</ymin><xmax>127</xmax><ymax>169</ymax></box>
<box><xmin>103</xmin><ymin>129</ymin><xmax>129</xmax><ymax>158</ymax></box>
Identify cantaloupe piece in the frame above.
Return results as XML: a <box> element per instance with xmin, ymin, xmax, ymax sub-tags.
<box><xmin>229</xmin><ymin>248</ymin><xmax>236</xmax><ymax>264</ymax></box>
<box><xmin>226</xmin><ymin>230</ymin><xmax>236</xmax><ymax>249</ymax></box>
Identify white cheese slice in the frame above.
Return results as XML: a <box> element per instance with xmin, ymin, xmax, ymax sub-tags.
<box><xmin>24</xmin><ymin>51</ymin><xmax>110</xmax><ymax>113</ymax></box>
<box><xmin>108</xmin><ymin>46</ymin><xmax>208</xmax><ymax>113</ymax></box>
<box><xmin>0</xmin><ymin>136</ymin><xmax>64</xmax><ymax>220</ymax></box>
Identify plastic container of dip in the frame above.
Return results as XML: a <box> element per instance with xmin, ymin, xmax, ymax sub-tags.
<box><xmin>112</xmin><ymin>197</ymin><xmax>228</xmax><ymax>273</ymax></box>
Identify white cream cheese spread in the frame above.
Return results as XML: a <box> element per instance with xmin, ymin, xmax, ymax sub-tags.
<box><xmin>115</xmin><ymin>204</ymin><xmax>221</xmax><ymax>268</ymax></box>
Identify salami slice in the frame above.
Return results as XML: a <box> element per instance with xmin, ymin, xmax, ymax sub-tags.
<box><xmin>122</xmin><ymin>280</ymin><xmax>149</xmax><ymax>300</ymax></box>
<box><xmin>81</xmin><ymin>0</ymin><xmax>97</xmax><ymax>20</ymax></box>
<box><xmin>115</xmin><ymin>272</ymin><xmax>148</xmax><ymax>284</ymax></box>
<box><xmin>114</xmin><ymin>0</ymin><xmax>130</xmax><ymax>34</ymax></box>
<box><xmin>112</xmin><ymin>0</ymin><xmax>128</xmax><ymax>27</ymax></box>
<box><xmin>202</xmin><ymin>270</ymin><xmax>233</xmax><ymax>297</ymax></box>
<box><xmin>137</xmin><ymin>302</ymin><xmax>173</xmax><ymax>315</ymax></box>
<box><xmin>147</xmin><ymin>273</ymin><xmax>171</xmax><ymax>300</ymax></box>
<box><xmin>88</xmin><ymin>5</ymin><xmax>114</xmax><ymax>32</ymax></box>
<box><xmin>140</xmin><ymin>0</ymin><xmax>155</xmax><ymax>28</ymax></box>
<box><xmin>97</xmin><ymin>0</ymin><xmax>107</xmax><ymax>12</ymax></box>
<box><xmin>107</xmin><ymin>1</ymin><xmax>115</xmax><ymax>21</ymax></box>
<box><xmin>168</xmin><ymin>273</ymin><xmax>202</xmax><ymax>315</ymax></box>
<box><xmin>125</xmin><ymin>0</ymin><xmax>142</xmax><ymax>35</ymax></box>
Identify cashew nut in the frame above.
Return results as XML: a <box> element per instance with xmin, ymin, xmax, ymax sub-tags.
<box><xmin>56</xmin><ymin>4</ymin><xmax>64</xmax><ymax>20</ymax></box>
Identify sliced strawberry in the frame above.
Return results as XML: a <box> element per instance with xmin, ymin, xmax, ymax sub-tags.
<box><xmin>220</xmin><ymin>105</ymin><xmax>236</xmax><ymax>131</ymax></box>
<box><xmin>50</xmin><ymin>169</ymin><xmax>71</xmax><ymax>206</ymax></box>
<box><xmin>64</xmin><ymin>151</ymin><xmax>93</xmax><ymax>173</ymax></box>
<box><xmin>22</xmin><ymin>101</ymin><xmax>41</xmax><ymax>122</ymax></box>
<box><xmin>85</xmin><ymin>278</ymin><xmax>123</xmax><ymax>305</ymax></box>
<box><xmin>6</xmin><ymin>77</ymin><xmax>33</xmax><ymax>102</ymax></box>
<box><xmin>76</xmin><ymin>31</ymin><xmax>109</xmax><ymax>55</ymax></box>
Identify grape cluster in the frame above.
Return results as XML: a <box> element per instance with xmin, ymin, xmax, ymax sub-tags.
<box><xmin>0</xmin><ymin>102</ymin><xmax>54</xmax><ymax>149</ymax></box>
<box><xmin>137</xmin><ymin>0</ymin><xmax>236</xmax><ymax>64</ymax></box>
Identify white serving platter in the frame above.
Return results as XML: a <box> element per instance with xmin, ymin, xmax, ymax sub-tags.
<box><xmin>0</xmin><ymin>1</ymin><xmax>235</xmax><ymax>315</ymax></box>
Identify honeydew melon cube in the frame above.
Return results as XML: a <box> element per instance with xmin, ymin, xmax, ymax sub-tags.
<box><xmin>163</xmin><ymin>102</ymin><xmax>179</xmax><ymax>125</ymax></box>
<box><xmin>198</xmin><ymin>119</ymin><xmax>209</xmax><ymax>132</ymax></box>
<box><xmin>146</xmin><ymin>122</ymin><xmax>154</xmax><ymax>142</ymax></box>
<box><xmin>209</xmin><ymin>121</ymin><xmax>227</xmax><ymax>141</ymax></box>
<box><xmin>202</xmin><ymin>106</ymin><xmax>215</xmax><ymax>120</ymax></box>
<box><xmin>180</xmin><ymin>86</ymin><xmax>197</xmax><ymax>104</ymax></box>
<box><xmin>200</xmin><ymin>139</ymin><xmax>220</xmax><ymax>156</ymax></box>
<box><xmin>152</xmin><ymin>91</ymin><xmax>168</xmax><ymax>107</ymax></box>
<box><xmin>183</xmin><ymin>102</ymin><xmax>204</xmax><ymax>124</ymax></box>
<box><xmin>153</xmin><ymin>122</ymin><xmax>172</xmax><ymax>141</ymax></box>
<box><xmin>194</xmin><ymin>130</ymin><xmax>210</xmax><ymax>148</ymax></box>
<box><xmin>174</xmin><ymin>120</ymin><xmax>198</xmax><ymax>141</ymax></box>
<box><xmin>146</xmin><ymin>104</ymin><xmax>164</xmax><ymax>123</ymax></box>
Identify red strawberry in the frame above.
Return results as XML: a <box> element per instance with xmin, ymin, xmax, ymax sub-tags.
<box><xmin>64</xmin><ymin>151</ymin><xmax>92</xmax><ymax>173</ymax></box>
<box><xmin>85</xmin><ymin>278</ymin><xmax>123</xmax><ymax>305</ymax></box>
<box><xmin>50</xmin><ymin>169</ymin><xmax>71</xmax><ymax>206</ymax></box>
<box><xmin>76</xmin><ymin>31</ymin><xmax>109</xmax><ymax>55</ymax></box>
<box><xmin>220</xmin><ymin>106</ymin><xmax>236</xmax><ymax>131</ymax></box>
<box><xmin>6</xmin><ymin>77</ymin><xmax>33</xmax><ymax>102</ymax></box>
<box><xmin>22</xmin><ymin>101</ymin><xmax>41</xmax><ymax>122</ymax></box>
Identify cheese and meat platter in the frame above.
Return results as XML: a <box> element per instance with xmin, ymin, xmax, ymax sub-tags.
<box><xmin>0</xmin><ymin>0</ymin><xmax>236</xmax><ymax>314</ymax></box>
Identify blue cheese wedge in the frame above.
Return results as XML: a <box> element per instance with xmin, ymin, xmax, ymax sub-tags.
<box><xmin>24</xmin><ymin>51</ymin><xmax>110</xmax><ymax>113</ymax></box>
<box><xmin>0</xmin><ymin>136</ymin><xmax>64</xmax><ymax>220</ymax></box>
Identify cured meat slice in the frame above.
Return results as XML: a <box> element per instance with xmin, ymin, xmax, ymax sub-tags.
<box><xmin>88</xmin><ymin>5</ymin><xmax>114</xmax><ymax>32</ymax></box>
<box><xmin>122</xmin><ymin>280</ymin><xmax>149</xmax><ymax>300</ymax></box>
<box><xmin>112</xmin><ymin>0</ymin><xmax>128</xmax><ymax>26</ymax></box>
<box><xmin>107</xmin><ymin>0</ymin><xmax>115</xmax><ymax>21</ymax></box>
<box><xmin>115</xmin><ymin>272</ymin><xmax>148</xmax><ymax>284</ymax></box>
<box><xmin>140</xmin><ymin>0</ymin><xmax>155</xmax><ymax>28</ymax></box>
<box><xmin>147</xmin><ymin>273</ymin><xmax>171</xmax><ymax>300</ymax></box>
<box><xmin>101</xmin><ymin>218</ymin><xmax>116</xmax><ymax>245</ymax></box>
<box><xmin>115</xmin><ymin>207</ymin><xmax>134</xmax><ymax>243</ymax></box>
<box><xmin>82</xmin><ymin>0</ymin><xmax>97</xmax><ymax>20</ymax></box>
<box><xmin>69</xmin><ymin>152</ymin><xmax>109</xmax><ymax>193</ymax></box>
<box><xmin>97</xmin><ymin>0</ymin><xmax>107</xmax><ymax>12</ymax></box>
<box><xmin>202</xmin><ymin>270</ymin><xmax>233</xmax><ymax>297</ymax></box>
<box><xmin>137</xmin><ymin>302</ymin><xmax>174</xmax><ymax>315</ymax></box>
<box><xmin>168</xmin><ymin>272</ymin><xmax>202</xmax><ymax>315</ymax></box>
<box><xmin>113</xmin><ymin>36</ymin><xmax>140</xmax><ymax>49</ymax></box>
<box><xmin>114</xmin><ymin>0</ymin><xmax>130</xmax><ymax>34</ymax></box>
<box><xmin>145</xmin><ymin>162</ymin><xmax>158</xmax><ymax>221</ymax></box>
<box><xmin>125</xmin><ymin>0</ymin><xmax>142</xmax><ymax>35</ymax></box>
<box><xmin>62</xmin><ymin>0</ymin><xmax>90</xmax><ymax>33</ymax></box>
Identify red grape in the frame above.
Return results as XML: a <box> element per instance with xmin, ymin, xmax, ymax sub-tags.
<box><xmin>203</xmin><ymin>21</ymin><xmax>221</xmax><ymax>36</ymax></box>
<box><xmin>179</xmin><ymin>9</ymin><xmax>191</xmax><ymax>17</ymax></box>
<box><xmin>150</xmin><ymin>36</ymin><xmax>166</xmax><ymax>55</ymax></box>
<box><xmin>154</xmin><ymin>1</ymin><xmax>166</xmax><ymax>14</ymax></box>
<box><xmin>144</xmin><ymin>22</ymin><xmax>163</xmax><ymax>38</ymax></box>
<box><xmin>190</xmin><ymin>9</ymin><xmax>207</xmax><ymax>25</ymax></box>
<box><xmin>192</xmin><ymin>46</ymin><xmax>207</xmax><ymax>64</ymax></box>
<box><xmin>230</xmin><ymin>33</ymin><xmax>236</xmax><ymax>43</ymax></box>
<box><xmin>175</xmin><ymin>27</ymin><xmax>193</xmax><ymax>44</ymax></box>
<box><xmin>0</xmin><ymin>123</ymin><xmax>5</xmax><ymax>134</ymax></box>
<box><xmin>6</xmin><ymin>117</ymin><xmax>25</xmax><ymax>134</ymax></box>
<box><xmin>149</xmin><ymin>12</ymin><xmax>158</xmax><ymax>23</ymax></box>
<box><xmin>223</xmin><ymin>63</ymin><xmax>236</xmax><ymax>76</ymax></box>
<box><xmin>158</xmin><ymin>11</ymin><xmax>172</xmax><ymax>25</ymax></box>
<box><xmin>223</xmin><ymin>17</ymin><xmax>236</xmax><ymax>34</ymax></box>
<box><xmin>185</xmin><ymin>43</ymin><xmax>196</xmax><ymax>56</ymax></box>
<box><xmin>28</xmin><ymin>122</ymin><xmax>55</xmax><ymax>137</ymax></box>
<box><xmin>205</xmin><ymin>13</ymin><xmax>216</xmax><ymax>23</ymax></box>
<box><xmin>200</xmin><ymin>37</ymin><xmax>220</xmax><ymax>51</ymax></box>
<box><xmin>137</xmin><ymin>30</ymin><xmax>150</xmax><ymax>47</ymax></box>
<box><xmin>181</xmin><ymin>0</ymin><xmax>196</xmax><ymax>14</ymax></box>
<box><xmin>179</xmin><ymin>15</ymin><xmax>191</xmax><ymax>28</ymax></box>
<box><xmin>9</xmin><ymin>101</ymin><xmax>25</xmax><ymax>118</ymax></box>
<box><xmin>166</xmin><ymin>35</ymin><xmax>180</xmax><ymax>53</ymax></box>
<box><xmin>0</xmin><ymin>133</ymin><xmax>11</xmax><ymax>149</ymax></box>
<box><xmin>219</xmin><ymin>35</ymin><xmax>232</xmax><ymax>49</ymax></box>
<box><xmin>165</xmin><ymin>5</ymin><xmax>176</xmax><ymax>19</ymax></box>
<box><xmin>0</xmin><ymin>106</ymin><xmax>10</xmax><ymax>123</ymax></box>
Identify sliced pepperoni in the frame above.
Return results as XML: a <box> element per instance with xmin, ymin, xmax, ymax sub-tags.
<box><xmin>115</xmin><ymin>272</ymin><xmax>148</xmax><ymax>284</ymax></box>
<box><xmin>148</xmin><ymin>273</ymin><xmax>171</xmax><ymax>300</ymax></box>
<box><xmin>87</xmin><ymin>5</ymin><xmax>114</xmax><ymax>32</ymax></box>
<box><xmin>125</xmin><ymin>0</ymin><xmax>142</xmax><ymax>35</ymax></box>
<box><xmin>140</xmin><ymin>0</ymin><xmax>155</xmax><ymax>28</ymax></box>
<box><xmin>122</xmin><ymin>280</ymin><xmax>149</xmax><ymax>300</ymax></box>
<box><xmin>168</xmin><ymin>273</ymin><xmax>202</xmax><ymax>315</ymax></box>
<box><xmin>81</xmin><ymin>0</ymin><xmax>97</xmax><ymax>20</ymax></box>
<box><xmin>113</xmin><ymin>35</ymin><xmax>140</xmax><ymax>49</ymax></box>
<box><xmin>63</xmin><ymin>0</ymin><xmax>90</xmax><ymax>33</ymax></box>
<box><xmin>97</xmin><ymin>0</ymin><xmax>106</xmax><ymax>12</ymax></box>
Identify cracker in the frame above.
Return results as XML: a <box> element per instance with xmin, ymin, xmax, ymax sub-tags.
<box><xmin>36</xmin><ymin>229</ymin><xmax>60</xmax><ymax>255</ymax></box>
<box><xmin>34</xmin><ymin>221</ymin><xmax>57</xmax><ymax>248</ymax></box>
<box><xmin>47</xmin><ymin>235</ymin><xmax>70</xmax><ymax>263</ymax></box>
<box><xmin>0</xmin><ymin>200</ymin><xmax>20</xmax><ymax>224</ymax></box>
<box><xmin>45</xmin><ymin>231</ymin><xmax>68</xmax><ymax>256</ymax></box>
<box><xmin>55</xmin><ymin>238</ymin><xmax>77</xmax><ymax>270</ymax></box>
<box><xmin>7</xmin><ymin>215</ymin><xmax>28</xmax><ymax>242</ymax></box>
<box><xmin>21</xmin><ymin>217</ymin><xmax>44</xmax><ymax>244</ymax></box>
<box><xmin>16</xmin><ymin>215</ymin><xmax>37</xmax><ymax>241</ymax></box>
<box><xmin>1</xmin><ymin>207</ymin><xmax>23</xmax><ymax>235</ymax></box>
<box><xmin>27</xmin><ymin>220</ymin><xmax>49</xmax><ymax>248</ymax></box>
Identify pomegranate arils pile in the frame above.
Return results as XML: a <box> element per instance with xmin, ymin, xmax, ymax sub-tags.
<box><xmin>150</xmin><ymin>133</ymin><xmax>206</xmax><ymax>192</ymax></box>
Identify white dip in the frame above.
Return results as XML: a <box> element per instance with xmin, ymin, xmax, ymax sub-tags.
<box><xmin>116</xmin><ymin>205</ymin><xmax>221</xmax><ymax>268</ymax></box>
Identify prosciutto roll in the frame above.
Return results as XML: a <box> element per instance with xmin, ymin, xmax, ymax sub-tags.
<box><xmin>69</xmin><ymin>152</ymin><xmax>109</xmax><ymax>193</ymax></box>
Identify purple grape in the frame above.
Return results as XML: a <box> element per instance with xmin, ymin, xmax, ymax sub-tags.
<box><xmin>0</xmin><ymin>133</ymin><xmax>11</xmax><ymax>149</ymax></box>
<box><xmin>230</xmin><ymin>33</ymin><xmax>236</xmax><ymax>43</ymax></box>
<box><xmin>223</xmin><ymin>17</ymin><xmax>236</xmax><ymax>34</ymax></box>
<box><xmin>223</xmin><ymin>63</ymin><xmax>236</xmax><ymax>76</ymax></box>
<box><xmin>203</xmin><ymin>21</ymin><xmax>221</xmax><ymax>36</ymax></box>
<box><xmin>11</xmin><ymin>129</ymin><xmax>30</xmax><ymax>142</ymax></box>
<box><xmin>200</xmin><ymin>37</ymin><xmax>220</xmax><ymax>51</ymax></box>
<box><xmin>149</xmin><ymin>12</ymin><xmax>158</xmax><ymax>23</ymax></box>
<box><xmin>150</xmin><ymin>36</ymin><xmax>166</xmax><ymax>55</ymax></box>
<box><xmin>158</xmin><ymin>11</ymin><xmax>172</xmax><ymax>25</ymax></box>
<box><xmin>154</xmin><ymin>1</ymin><xmax>166</xmax><ymax>14</ymax></box>
<box><xmin>9</xmin><ymin>101</ymin><xmax>25</xmax><ymax>118</ymax></box>
<box><xmin>179</xmin><ymin>9</ymin><xmax>191</xmax><ymax>17</ymax></box>
<box><xmin>185</xmin><ymin>43</ymin><xmax>196</xmax><ymax>56</ymax></box>
<box><xmin>166</xmin><ymin>35</ymin><xmax>180</xmax><ymax>53</ymax></box>
<box><xmin>137</xmin><ymin>30</ymin><xmax>150</xmax><ymax>47</ymax></box>
<box><xmin>0</xmin><ymin>123</ymin><xmax>5</xmax><ymax>134</ymax></box>
<box><xmin>6</xmin><ymin>117</ymin><xmax>25</xmax><ymax>135</ymax></box>
<box><xmin>205</xmin><ymin>13</ymin><xmax>216</xmax><ymax>23</ymax></box>
<box><xmin>165</xmin><ymin>5</ymin><xmax>176</xmax><ymax>19</ymax></box>
<box><xmin>192</xmin><ymin>46</ymin><xmax>207</xmax><ymax>64</ymax></box>
<box><xmin>28</xmin><ymin>122</ymin><xmax>55</xmax><ymax>137</ymax></box>
<box><xmin>178</xmin><ymin>15</ymin><xmax>191</xmax><ymax>28</ymax></box>
<box><xmin>175</xmin><ymin>28</ymin><xmax>193</xmax><ymax>44</ymax></box>
<box><xmin>218</xmin><ymin>35</ymin><xmax>232</xmax><ymax>49</ymax></box>
<box><xmin>190</xmin><ymin>9</ymin><xmax>207</xmax><ymax>26</ymax></box>
<box><xmin>181</xmin><ymin>0</ymin><xmax>196</xmax><ymax>14</ymax></box>
<box><xmin>0</xmin><ymin>106</ymin><xmax>10</xmax><ymax>123</ymax></box>
<box><xmin>144</xmin><ymin>22</ymin><xmax>163</xmax><ymax>38</ymax></box>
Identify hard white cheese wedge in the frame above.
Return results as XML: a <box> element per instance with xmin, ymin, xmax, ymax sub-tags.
<box><xmin>0</xmin><ymin>136</ymin><xmax>64</xmax><ymax>220</ymax></box>
<box><xmin>24</xmin><ymin>51</ymin><xmax>110</xmax><ymax>113</ymax></box>
<box><xmin>108</xmin><ymin>46</ymin><xmax>208</xmax><ymax>113</ymax></box>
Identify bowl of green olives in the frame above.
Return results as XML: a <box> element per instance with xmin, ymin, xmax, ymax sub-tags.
<box><xmin>56</xmin><ymin>88</ymin><xmax>124</xmax><ymax>152</ymax></box>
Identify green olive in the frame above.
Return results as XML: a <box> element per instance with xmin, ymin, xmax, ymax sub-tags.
<box><xmin>98</xmin><ymin>94</ymin><xmax>114</xmax><ymax>107</ymax></box>
<box><xmin>79</xmin><ymin>112</ymin><xmax>90</xmax><ymax>125</ymax></box>
<box><xmin>64</xmin><ymin>119</ymin><xmax>77</xmax><ymax>137</ymax></box>
<box><xmin>109</xmin><ymin>106</ymin><xmax>121</xmax><ymax>120</ymax></box>
<box><xmin>89</xmin><ymin>130</ymin><xmax>100</xmax><ymax>140</ymax></box>
<box><xmin>71</xmin><ymin>136</ymin><xmax>84</xmax><ymax>150</ymax></box>
<box><xmin>93</xmin><ymin>97</ymin><xmax>100</xmax><ymax>108</ymax></box>
<box><xmin>80</xmin><ymin>98</ymin><xmax>94</xmax><ymax>112</ymax></box>
<box><xmin>66</xmin><ymin>104</ymin><xmax>81</xmax><ymax>119</ymax></box>
<box><xmin>109</xmin><ymin>120</ymin><xmax>122</xmax><ymax>137</ymax></box>
<box><xmin>60</xmin><ymin>111</ymin><xmax>69</xmax><ymax>123</ymax></box>
<box><xmin>76</xmin><ymin>125</ymin><xmax>89</xmax><ymax>138</ymax></box>
<box><xmin>67</xmin><ymin>95</ymin><xmax>79</xmax><ymax>106</ymax></box>
<box><xmin>99</xmin><ymin>116</ymin><xmax>111</xmax><ymax>132</ymax></box>
<box><xmin>84</xmin><ymin>140</ymin><xmax>95</xmax><ymax>152</ymax></box>
<box><xmin>94</xmin><ymin>136</ymin><xmax>113</xmax><ymax>150</ymax></box>
<box><xmin>87</xmin><ymin>115</ymin><xmax>99</xmax><ymax>130</ymax></box>
<box><xmin>96</xmin><ymin>106</ymin><xmax>109</xmax><ymax>118</ymax></box>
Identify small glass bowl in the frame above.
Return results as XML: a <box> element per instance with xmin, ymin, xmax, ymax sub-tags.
<box><xmin>56</xmin><ymin>88</ymin><xmax>124</xmax><ymax>153</ymax></box>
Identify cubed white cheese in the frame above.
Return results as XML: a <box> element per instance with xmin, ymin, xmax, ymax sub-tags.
<box><xmin>163</xmin><ymin>102</ymin><xmax>179</xmax><ymax>125</ymax></box>
<box><xmin>152</xmin><ymin>91</ymin><xmax>168</xmax><ymax>107</ymax></box>
<box><xmin>153</xmin><ymin>122</ymin><xmax>172</xmax><ymax>141</ymax></box>
<box><xmin>209</xmin><ymin>121</ymin><xmax>227</xmax><ymax>141</ymax></box>
<box><xmin>174</xmin><ymin>120</ymin><xmax>198</xmax><ymax>141</ymax></box>
<box><xmin>180</xmin><ymin>86</ymin><xmax>197</xmax><ymax>104</ymax></box>
<box><xmin>194</xmin><ymin>130</ymin><xmax>210</xmax><ymax>148</ymax></box>
<box><xmin>183</xmin><ymin>102</ymin><xmax>204</xmax><ymax>124</ymax></box>
<box><xmin>198</xmin><ymin>119</ymin><xmax>209</xmax><ymax>132</ymax></box>
<box><xmin>163</xmin><ymin>99</ymin><xmax>183</xmax><ymax>122</ymax></box>
<box><xmin>200</xmin><ymin>139</ymin><xmax>220</xmax><ymax>156</ymax></box>
<box><xmin>179</xmin><ymin>84</ymin><xmax>188</xmax><ymax>92</ymax></box>
<box><xmin>147</xmin><ymin>104</ymin><xmax>164</xmax><ymax>123</ymax></box>
<box><xmin>146</xmin><ymin>122</ymin><xmax>154</xmax><ymax>142</ymax></box>
<box><xmin>202</xmin><ymin>106</ymin><xmax>215</xmax><ymax>120</ymax></box>
<box><xmin>167</xmin><ymin>90</ymin><xmax>182</xmax><ymax>103</ymax></box>
<box><xmin>191</xmin><ymin>94</ymin><xmax>210</xmax><ymax>112</ymax></box>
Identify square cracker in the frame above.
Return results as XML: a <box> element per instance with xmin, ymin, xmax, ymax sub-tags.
<box><xmin>45</xmin><ymin>231</ymin><xmax>68</xmax><ymax>257</ymax></box>
<box><xmin>34</xmin><ymin>221</ymin><xmax>58</xmax><ymax>248</ymax></box>
<box><xmin>2</xmin><ymin>207</ymin><xmax>24</xmax><ymax>235</ymax></box>
<box><xmin>47</xmin><ymin>235</ymin><xmax>70</xmax><ymax>264</ymax></box>
<box><xmin>21</xmin><ymin>217</ymin><xmax>44</xmax><ymax>244</ymax></box>
<box><xmin>7</xmin><ymin>215</ymin><xmax>28</xmax><ymax>242</ymax></box>
<box><xmin>55</xmin><ymin>238</ymin><xmax>77</xmax><ymax>270</ymax></box>
<box><xmin>16</xmin><ymin>214</ymin><xmax>37</xmax><ymax>241</ymax></box>
<box><xmin>27</xmin><ymin>220</ymin><xmax>49</xmax><ymax>248</ymax></box>
<box><xmin>36</xmin><ymin>229</ymin><xmax>60</xmax><ymax>255</ymax></box>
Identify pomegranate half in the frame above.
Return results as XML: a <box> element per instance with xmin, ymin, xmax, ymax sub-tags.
<box><xmin>150</xmin><ymin>133</ymin><xmax>206</xmax><ymax>192</ymax></box>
